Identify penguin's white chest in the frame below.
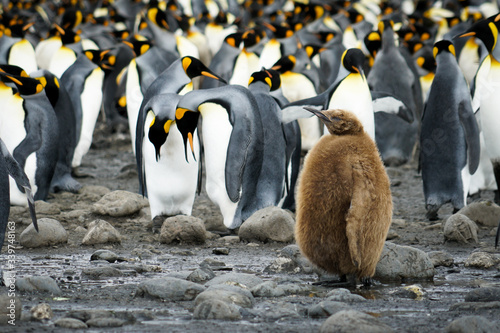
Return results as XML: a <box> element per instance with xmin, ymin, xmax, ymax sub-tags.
<box><xmin>198</xmin><ymin>102</ymin><xmax>238</xmax><ymax>227</ymax></box>
<box><xmin>229</xmin><ymin>51</ymin><xmax>261</xmax><ymax>87</ymax></box>
<box><xmin>329</xmin><ymin>74</ymin><xmax>375</xmax><ymax>139</ymax></box>
<box><xmin>479</xmin><ymin>58</ymin><xmax>500</xmax><ymax>159</ymax></box>
<box><xmin>143</xmin><ymin>117</ymin><xmax>200</xmax><ymax>218</ymax></box>
<box><xmin>9</xmin><ymin>39</ymin><xmax>38</xmax><ymax>74</ymax></box>
<box><xmin>126</xmin><ymin>59</ymin><xmax>143</xmax><ymax>154</ymax></box>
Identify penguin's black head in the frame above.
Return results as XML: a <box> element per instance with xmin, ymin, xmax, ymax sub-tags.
<box><xmin>415</xmin><ymin>46</ymin><xmax>436</xmax><ymax>72</ymax></box>
<box><xmin>181</xmin><ymin>56</ymin><xmax>227</xmax><ymax>84</ymax></box>
<box><xmin>378</xmin><ymin>19</ymin><xmax>394</xmax><ymax>34</ymax></box>
<box><xmin>34</xmin><ymin>74</ymin><xmax>60</xmax><ymax>107</ymax></box>
<box><xmin>248</xmin><ymin>68</ymin><xmax>281</xmax><ymax>91</ymax></box>
<box><xmin>146</xmin><ymin>5</ymin><xmax>170</xmax><ymax>30</ymax></box>
<box><xmin>364</xmin><ymin>31</ymin><xmax>381</xmax><ymax>60</ymax></box>
<box><xmin>124</xmin><ymin>37</ymin><xmax>152</xmax><ymax>57</ymax></box>
<box><xmin>54</xmin><ymin>24</ymin><xmax>81</xmax><ymax>45</ymax></box>
<box><xmin>224</xmin><ymin>32</ymin><xmax>244</xmax><ymax>48</ymax></box>
<box><xmin>271</xmin><ymin>55</ymin><xmax>296</xmax><ymax>74</ymax></box>
<box><xmin>433</xmin><ymin>40</ymin><xmax>455</xmax><ymax>58</ymax></box>
<box><xmin>458</xmin><ymin>14</ymin><xmax>500</xmax><ymax>52</ymax></box>
<box><xmin>175</xmin><ymin>107</ymin><xmax>200</xmax><ymax>162</ymax></box>
<box><xmin>148</xmin><ymin>113</ymin><xmax>172</xmax><ymax>162</ymax></box>
<box><xmin>341</xmin><ymin>48</ymin><xmax>366</xmax><ymax>75</ymax></box>
<box><xmin>0</xmin><ymin>71</ymin><xmax>44</xmax><ymax>96</ymax></box>
<box><xmin>60</xmin><ymin>7</ymin><xmax>83</xmax><ymax>30</ymax></box>
<box><xmin>303</xmin><ymin>107</ymin><xmax>364</xmax><ymax>136</ymax></box>
<box><xmin>304</xmin><ymin>44</ymin><xmax>325</xmax><ymax>60</ymax></box>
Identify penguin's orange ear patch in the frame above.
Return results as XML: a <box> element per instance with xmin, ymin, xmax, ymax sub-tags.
<box><xmin>433</xmin><ymin>46</ymin><xmax>438</xmax><ymax>59</ymax></box>
<box><xmin>182</xmin><ymin>57</ymin><xmax>192</xmax><ymax>72</ymax></box>
<box><xmin>448</xmin><ymin>44</ymin><xmax>456</xmax><ymax>56</ymax></box>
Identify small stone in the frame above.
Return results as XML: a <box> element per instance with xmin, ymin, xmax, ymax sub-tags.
<box><xmin>251</xmin><ymin>281</ymin><xmax>285</xmax><ymax>297</ymax></box>
<box><xmin>54</xmin><ymin>317</ymin><xmax>88</xmax><ymax>329</ymax></box>
<box><xmin>159</xmin><ymin>215</ymin><xmax>206</xmax><ymax>244</ymax></box>
<box><xmin>465</xmin><ymin>287</ymin><xmax>500</xmax><ymax>302</ymax></box>
<box><xmin>458</xmin><ymin>201</ymin><xmax>500</xmax><ymax>227</ymax></box>
<box><xmin>445</xmin><ymin>315</ymin><xmax>497</xmax><ymax>333</ymax></box>
<box><xmin>212</xmin><ymin>247</ymin><xmax>229</xmax><ymax>255</ymax></box>
<box><xmin>308</xmin><ymin>301</ymin><xmax>352</xmax><ymax>318</ymax></box>
<box><xmin>34</xmin><ymin>201</ymin><xmax>61</xmax><ymax>215</ymax></box>
<box><xmin>195</xmin><ymin>285</ymin><xmax>255</xmax><ymax>308</ymax></box>
<box><xmin>464</xmin><ymin>252</ymin><xmax>498</xmax><ymax>269</ymax></box>
<box><xmin>90</xmin><ymin>250</ymin><xmax>119</xmax><ymax>263</ymax></box>
<box><xmin>92</xmin><ymin>190</ymin><xmax>148</xmax><ymax>217</ymax></box>
<box><xmin>391</xmin><ymin>219</ymin><xmax>407</xmax><ymax>228</ymax></box>
<box><xmin>193</xmin><ymin>299</ymin><xmax>242</xmax><ymax>320</ymax></box>
<box><xmin>319</xmin><ymin>310</ymin><xmax>394</xmax><ymax>333</ymax></box>
<box><xmin>205</xmin><ymin>272</ymin><xmax>264</xmax><ymax>289</ymax></box>
<box><xmin>81</xmin><ymin>267</ymin><xmax>123</xmax><ymax>279</ymax></box>
<box><xmin>16</xmin><ymin>276</ymin><xmax>62</xmax><ymax>295</ymax></box>
<box><xmin>443</xmin><ymin>214</ymin><xmax>479</xmax><ymax>243</ymax></box>
<box><xmin>86</xmin><ymin>317</ymin><xmax>126</xmax><ymax>327</ymax></box>
<box><xmin>82</xmin><ymin>220</ymin><xmax>121</xmax><ymax>245</ymax></box>
<box><xmin>238</xmin><ymin>206</ymin><xmax>295</xmax><ymax>243</ymax></box>
<box><xmin>326</xmin><ymin>288</ymin><xmax>366</xmax><ymax>303</ymax></box>
<box><xmin>392</xmin><ymin>284</ymin><xmax>425</xmax><ymax>300</ymax></box>
<box><xmin>187</xmin><ymin>267</ymin><xmax>215</xmax><ymax>283</ymax></box>
<box><xmin>0</xmin><ymin>293</ymin><xmax>21</xmax><ymax>325</ymax></box>
<box><xmin>19</xmin><ymin>218</ymin><xmax>68</xmax><ymax>248</ymax></box>
<box><xmin>30</xmin><ymin>303</ymin><xmax>53</xmax><ymax>320</ymax></box>
<box><xmin>219</xmin><ymin>236</ymin><xmax>240</xmax><ymax>244</ymax></box>
<box><xmin>135</xmin><ymin>277</ymin><xmax>205</xmax><ymax>301</ymax></box>
<box><xmin>428</xmin><ymin>251</ymin><xmax>454</xmax><ymax>267</ymax></box>
<box><xmin>386</xmin><ymin>230</ymin><xmax>399</xmax><ymax>240</ymax></box>
<box><xmin>264</xmin><ymin>244</ymin><xmax>315</xmax><ymax>274</ymax></box>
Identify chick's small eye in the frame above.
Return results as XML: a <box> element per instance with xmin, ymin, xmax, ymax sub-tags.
<box><xmin>333</xmin><ymin>116</ymin><xmax>341</xmax><ymax>121</ymax></box>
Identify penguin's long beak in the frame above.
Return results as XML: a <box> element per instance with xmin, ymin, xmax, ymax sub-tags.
<box><xmin>201</xmin><ymin>71</ymin><xmax>227</xmax><ymax>84</ymax></box>
<box><xmin>303</xmin><ymin>106</ymin><xmax>330</xmax><ymax>123</ymax></box>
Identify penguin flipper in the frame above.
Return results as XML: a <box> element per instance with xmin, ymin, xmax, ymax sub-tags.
<box><xmin>458</xmin><ymin>101</ymin><xmax>481</xmax><ymax>174</ymax></box>
<box><xmin>13</xmin><ymin>122</ymin><xmax>43</xmax><ymax>171</ymax></box>
<box><xmin>371</xmin><ymin>90</ymin><xmax>414</xmax><ymax>123</ymax></box>
<box><xmin>135</xmin><ymin>104</ymin><xmax>149</xmax><ymax>196</ymax></box>
<box><xmin>0</xmin><ymin>139</ymin><xmax>38</xmax><ymax>232</ymax></box>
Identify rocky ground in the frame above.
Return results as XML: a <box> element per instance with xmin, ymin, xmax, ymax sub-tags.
<box><xmin>1</xmin><ymin>120</ymin><xmax>500</xmax><ymax>332</ymax></box>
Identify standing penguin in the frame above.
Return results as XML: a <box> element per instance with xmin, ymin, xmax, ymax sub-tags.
<box><xmin>420</xmin><ymin>40</ymin><xmax>480</xmax><ymax>220</ymax></box>
<box><xmin>0</xmin><ymin>137</ymin><xmax>37</xmax><ymax>249</ymax></box>
<box><xmin>295</xmin><ymin>108</ymin><xmax>392</xmax><ymax>286</ymax></box>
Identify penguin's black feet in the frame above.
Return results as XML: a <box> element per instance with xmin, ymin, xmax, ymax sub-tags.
<box><xmin>152</xmin><ymin>215</ymin><xmax>166</xmax><ymax>234</ymax></box>
<box><xmin>494</xmin><ymin>190</ymin><xmax>500</xmax><ymax>205</ymax></box>
<box><xmin>313</xmin><ymin>274</ymin><xmax>355</xmax><ymax>288</ymax></box>
<box><xmin>360</xmin><ymin>277</ymin><xmax>373</xmax><ymax>288</ymax></box>
<box><xmin>468</xmin><ymin>191</ymin><xmax>481</xmax><ymax>202</ymax></box>
<box><xmin>425</xmin><ymin>205</ymin><xmax>439</xmax><ymax>221</ymax></box>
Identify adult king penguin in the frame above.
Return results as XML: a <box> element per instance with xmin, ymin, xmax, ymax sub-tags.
<box><xmin>295</xmin><ymin>108</ymin><xmax>392</xmax><ymax>286</ymax></box>
<box><xmin>420</xmin><ymin>40</ymin><xmax>480</xmax><ymax>220</ymax></box>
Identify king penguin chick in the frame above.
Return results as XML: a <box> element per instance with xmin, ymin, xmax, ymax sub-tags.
<box><xmin>295</xmin><ymin>108</ymin><xmax>392</xmax><ymax>286</ymax></box>
<box><xmin>420</xmin><ymin>40</ymin><xmax>480</xmax><ymax>220</ymax></box>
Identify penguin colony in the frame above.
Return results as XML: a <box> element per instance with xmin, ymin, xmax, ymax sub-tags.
<box><xmin>0</xmin><ymin>1</ymin><xmax>499</xmax><ymax>264</ymax></box>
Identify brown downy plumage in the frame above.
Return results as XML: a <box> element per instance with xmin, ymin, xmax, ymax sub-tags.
<box><xmin>295</xmin><ymin>108</ymin><xmax>392</xmax><ymax>285</ymax></box>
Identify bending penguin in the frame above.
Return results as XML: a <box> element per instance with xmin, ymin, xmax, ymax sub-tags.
<box><xmin>419</xmin><ymin>40</ymin><xmax>480</xmax><ymax>220</ymax></box>
<box><xmin>295</xmin><ymin>107</ymin><xmax>392</xmax><ymax>286</ymax></box>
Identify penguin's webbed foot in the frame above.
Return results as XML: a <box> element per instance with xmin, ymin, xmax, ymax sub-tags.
<box><xmin>313</xmin><ymin>274</ymin><xmax>355</xmax><ymax>288</ymax></box>
<box><xmin>360</xmin><ymin>277</ymin><xmax>373</xmax><ymax>288</ymax></box>
<box><xmin>425</xmin><ymin>205</ymin><xmax>439</xmax><ymax>221</ymax></box>
<box><xmin>152</xmin><ymin>215</ymin><xmax>167</xmax><ymax>234</ymax></box>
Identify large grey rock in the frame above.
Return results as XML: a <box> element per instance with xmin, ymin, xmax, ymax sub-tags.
<box><xmin>465</xmin><ymin>287</ymin><xmax>500</xmax><ymax>302</ymax></box>
<box><xmin>204</xmin><ymin>272</ymin><xmax>264</xmax><ymax>289</ymax></box>
<box><xmin>54</xmin><ymin>318</ymin><xmax>88</xmax><ymax>329</ymax></box>
<box><xmin>195</xmin><ymin>284</ymin><xmax>255</xmax><ymax>308</ymax></box>
<box><xmin>319</xmin><ymin>310</ymin><xmax>394</xmax><ymax>333</ymax></box>
<box><xmin>0</xmin><ymin>293</ymin><xmax>21</xmax><ymax>325</ymax></box>
<box><xmin>464</xmin><ymin>252</ymin><xmax>498</xmax><ymax>269</ymax></box>
<box><xmin>374</xmin><ymin>242</ymin><xmax>435</xmax><ymax>282</ymax></box>
<box><xmin>159</xmin><ymin>215</ymin><xmax>206</xmax><ymax>244</ymax></box>
<box><xmin>82</xmin><ymin>220</ymin><xmax>121</xmax><ymax>245</ymax></box>
<box><xmin>86</xmin><ymin>317</ymin><xmax>126</xmax><ymax>327</ymax></box>
<box><xmin>92</xmin><ymin>190</ymin><xmax>148</xmax><ymax>217</ymax></box>
<box><xmin>90</xmin><ymin>250</ymin><xmax>120</xmax><ymax>263</ymax></box>
<box><xmin>445</xmin><ymin>315</ymin><xmax>498</xmax><ymax>333</ymax></box>
<box><xmin>81</xmin><ymin>267</ymin><xmax>124</xmax><ymax>280</ymax></box>
<box><xmin>187</xmin><ymin>267</ymin><xmax>215</xmax><ymax>283</ymax></box>
<box><xmin>135</xmin><ymin>277</ymin><xmax>205</xmax><ymax>301</ymax></box>
<box><xmin>458</xmin><ymin>201</ymin><xmax>500</xmax><ymax>227</ymax></box>
<box><xmin>193</xmin><ymin>299</ymin><xmax>242</xmax><ymax>320</ymax></box>
<box><xmin>16</xmin><ymin>276</ymin><xmax>62</xmax><ymax>295</ymax></box>
<box><xmin>308</xmin><ymin>301</ymin><xmax>352</xmax><ymax>318</ymax></box>
<box><xmin>19</xmin><ymin>218</ymin><xmax>68</xmax><ymax>248</ymax></box>
<box><xmin>326</xmin><ymin>288</ymin><xmax>366</xmax><ymax>303</ymax></box>
<box><xmin>443</xmin><ymin>214</ymin><xmax>479</xmax><ymax>243</ymax></box>
<box><xmin>238</xmin><ymin>207</ymin><xmax>295</xmax><ymax>243</ymax></box>
<box><xmin>251</xmin><ymin>281</ymin><xmax>286</xmax><ymax>297</ymax></box>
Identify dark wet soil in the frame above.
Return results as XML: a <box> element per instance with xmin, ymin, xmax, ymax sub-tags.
<box><xmin>2</xmin><ymin>119</ymin><xmax>500</xmax><ymax>332</ymax></box>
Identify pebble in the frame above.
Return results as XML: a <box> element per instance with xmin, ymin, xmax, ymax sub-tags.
<box><xmin>135</xmin><ymin>277</ymin><xmax>205</xmax><ymax>301</ymax></box>
<box><xmin>16</xmin><ymin>276</ymin><xmax>62</xmax><ymax>295</ymax></box>
<box><xmin>218</xmin><ymin>236</ymin><xmax>240</xmax><ymax>244</ymax></box>
<box><xmin>0</xmin><ymin>294</ymin><xmax>21</xmax><ymax>325</ymax></box>
<box><xmin>193</xmin><ymin>299</ymin><xmax>242</xmax><ymax>320</ymax></box>
<box><xmin>200</xmin><ymin>258</ymin><xmax>227</xmax><ymax>270</ymax></box>
<box><xmin>464</xmin><ymin>252</ymin><xmax>498</xmax><ymax>269</ymax></box>
<box><xmin>238</xmin><ymin>206</ymin><xmax>295</xmax><ymax>243</ymax></box>
<box><xmin>247</xmin><ymin>301</ymin><xmax>302</xmax><ymax>320</ymax></box>
<box><xmin>19</xmin><ymin>218</ymin><xmax>68</xmax><ymax>248</ymax></box>
<box><xmin>91</xmin><ymin>190</ymin><xmax>148</xmax><ymax>217</ymax></box>
<box><xmin>30</xmin><ymin>303</ymin><xmax>53</xmax><ymax>320</ymax></box>
<box><xmin>308</xmin><ymin>301</ymin><xmax>352</xmax><ymax>318</ymax></box>
<box><xmin>392</xmin><ymin>284</ymin><xmax>425</xmax><ymax>300</ymax></box>
<box><xmin>443</xmin><ymin>214</ymin><xmax>479</xmax><ymax>243</ymax></box>
<box><xmin>428</xmin><ymin>251</ymin><xmax>454</xmax><ymax>267</ymax></box>
<box><xmin>465</xmin><ymin>287</ymin><xmax>500</xmax><ymax>302</ymax></box>
<box><xmin>90</xmin><ymin>250</ymin><xmax>120</xmax><ymax>263</ymax></box>
<box><xmin>54</xmin><ymin>317</ymin><xmax>88</xmax><ymax>329</ymax></box>
<box><xmin>212</xmin><ymin>247</ymin><xmax>229</xmax><ymax>255</ymax></box>
<box><xmin>319</xmin><ymin>310</ymin><xmax>394</xmax><ymax>333</ymax></box>
<box><xmin>390</xmin><ymin>219</ymin><xmax>407</xmax><ymax>228</ymax></box>
<box><xmin>86</xmin><ymin>317</ymin><xmax>126</xmax><ymax>327</ymax></box>
<box><xmin>34</xmin><ymin>200</ymin><xmax>61</xmax><ymax>215</ymax></box>
<box><xmin>195</xmin><ymin>284</ymin><xmax>255</xmax><ymax>308</ymax></box>
<box><xmin>264</xmin><ymin>244</ymin><xmax>315</xmax><ymax>274</ymax></box>
<box><xmin>326</xmin><ymin>289</ymin><xmax>366</xmax><ymax>303</ymax></box>
<box><xmin>82</xmin><ymin>220</ymin><xmax>121</xmax><ymax>245</ymax></box>
<box><xmin>458</xmin><ymin>201</ymin><xmax>500</xmax><ymax>227</ymax></box>
<box><xmin>445</xmin><ymin>315</ymin><xmax>499</xmax><ymax>333</ymax></box>
<box><xmin>251</xmin><ymin>281</ymin><xmax>286</xmax><ymax>297</ymax></box>
<box><xmin>159</xmin><ymin>215</ymin><xmax>206</xmax><ymax>244</ymax></box>
<box><xmin>81</xmin><ymin>267</ymin><xmax>124</xmax><ymax>279</ymax></box>
<box><xmin>204</xmin><ymin>272</ymin><xmax>264</xmax><ymax>289</ymax></box>
<box><xmin>187</xmin><ymin>267</ymin><xmax>215</xmax><ymax>283</ymax></box>
<box><xmin>375</xmin><ymin>242</ymin><xmax>435</xmax><ymax>282</ymax></box>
